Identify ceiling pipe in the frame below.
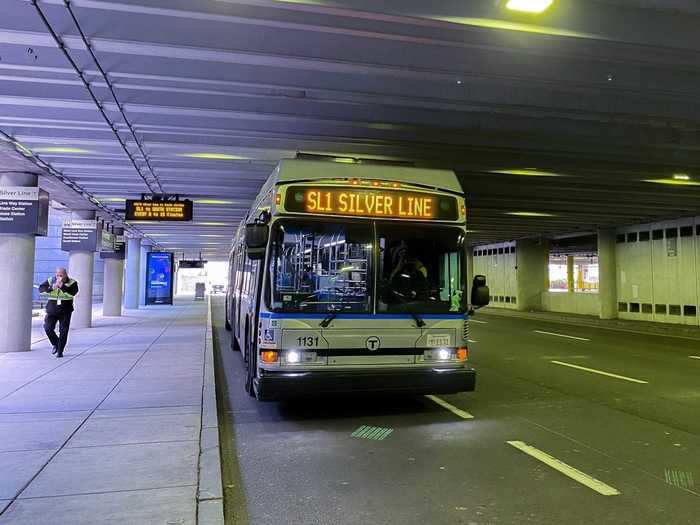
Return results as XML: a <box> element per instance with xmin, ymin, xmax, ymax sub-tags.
<box><xmin>30</xmin><ymin>0</ymin><xmax>164</xmax><ymax>195</ymax></box>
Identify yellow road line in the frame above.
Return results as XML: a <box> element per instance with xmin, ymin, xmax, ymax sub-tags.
<box><xmin>425</xmin><ymin>395</ymin><xmax>474</xmax><ymax>419</ymax></box>
<box><xmin>535</xmin><ymin>330</ymin><xmax>590</xmax><ymax>341</ymax></box>
<box><xmin>551</xmin><ymin>360</ymin><xmax>648</xmax><ymax>384</ymax></box>
<box><xmin>507</xmin><ymin>440</ymin><xmax>621</xmax><ymax>496</ymax></box>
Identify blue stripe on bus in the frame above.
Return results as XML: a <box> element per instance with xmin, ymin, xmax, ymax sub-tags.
<box><xmin>259</xmin><ymin>312</ymin><xmax>466</xmax><ymax>320</ymax></box>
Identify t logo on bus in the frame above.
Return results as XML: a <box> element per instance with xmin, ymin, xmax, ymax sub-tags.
<box><xmin>365</xmin><ymin>336</ymin><xmax>381</xmax><ymax>351</ymax></box>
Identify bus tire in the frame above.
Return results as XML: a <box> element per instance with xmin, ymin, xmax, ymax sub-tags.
<box><xmin>244</xmin><ymin>328</ymin><xmax>256</xmax><ymax>397</ymax></box>
<box><xmin>224</xmin><ymin>298</ymin><xmax>231</xmax><ymax>332</ymax></box>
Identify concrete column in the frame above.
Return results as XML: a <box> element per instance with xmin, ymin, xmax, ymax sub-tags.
<box><xmin>567</xmin><ymin>255</ymin><xmax>575</xmax><ymax>293</ymax></box>
<box><xmin>124</xmin><ymin>236</ymin><xmax>141</xmax><ymax>309</ymax></box>
<box><xmin>598</xmin><ymin>229</ymin><xmax>618</xmax><ymax>319</ymax></box>
<box><xmin>138</xmin><ymin>243</ymin><xmax>150</xmax><ymax>306</ymax></box>
<box><xmin>173</xmin><ymin>260</ymin><xmax>179</xmax><ymax>297</ymax></box>
<box><xmin>68</xmin><ymin>210</ymin><xmax>95</xmax><ymax>329</ymax></box>
<box><xmin>515</xmin><ymin>238</ymin><xmax>549</xmax><ymax>311</ymax></box>
<box><xmin>103</xmin><ymin>227</ymin><xmax>124</xmax><ymax>316</ymax></box>
<box><xmin>0</xmin><ymin>173</ymin><xmax>38</xmax><ymax>353</ymax></box>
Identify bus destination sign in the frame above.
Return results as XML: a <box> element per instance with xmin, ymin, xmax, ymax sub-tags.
<box><xmin>125</xmin><ymin>199</ymin><xmax>193</xmax><ymax>222</ymax></box>
<box><xmin>283</xmin><ymin>185</ymin><xmax>459</xmax><ymax>221</ymax></box>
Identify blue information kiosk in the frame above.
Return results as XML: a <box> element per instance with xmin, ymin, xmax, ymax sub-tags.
<box><xmin>145</xmin><ymin>252</ymin><xmax>174</xmax><ymax>305</ymax></box>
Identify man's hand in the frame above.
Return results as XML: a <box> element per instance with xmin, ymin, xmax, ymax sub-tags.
<box><xmin>53</xmin><ymin>279</ymin><xmax>62</xmax><ymax>290</ymax></box>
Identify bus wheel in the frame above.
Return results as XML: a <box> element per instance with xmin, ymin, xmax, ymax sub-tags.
<box><xmin>230</xmin><ymin>333</ymin><xmax>240</xmax><ymax>352</ymax></box>
<box><xmin>245</xmin><ymin>329</ymin><xmax>258</xmax><ymax>397</ymax></box>
<box><xmin>225</xmin><ymin>318</ymin><xmax>232</xmax><ymax>331</ymax></box>
<box><xmin>224</xmin><ymin>301</ymin><xmax>232</xmax><ymax>331</ymax></box>
<box><xmin>244</xmin><ymin>339</ymin><xmax>257</xmax><ymax>398</ymax></box>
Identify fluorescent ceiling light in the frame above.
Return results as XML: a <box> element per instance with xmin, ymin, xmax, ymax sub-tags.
<box><xmin>505</xmin><ymin>0</ymin><xmax>554</xmax><ymax>14</ymax></box>
<box><xmin>33</xmin><ymin>147</ymin><xmax>95</xmax><ymax>154</ymax></box>
<box><xmin>672</xmin><ymin>173</ymin><xmax>691</xmax><ymax>181</ymax></box>
<box><xmin>332</xmin><ymin>157</ymin><xmax>358</xmax><ymax>164</ymax></box>
<box><xmin>194</xmin><ymin>199</ymin><xmax>235</xmax><ymax>205</ymax></box>
<box><xmin>195</xmin><ymin>222</ymin><xmax>230</xmax><ymax>226</ymax></box>
<box><xmin>490</xmin><ymin>168</ymin><xmax>561</xmax><ymax>177</ymax></box>
<box><xmin>506</xmin><ymin>211</ymin><xmax>556</xmax><ymax>217</ymax></box>
<box><xmin>642</xmin><ymin>178</ymin><xmax>700</xmax><ymax>187</ymax></box>
<box><xmin>97</xmin><ymin>197</ymin><xmax>126</xmax><ymax>202</ymax></box>
<box><xmin>180</xmin><ymin>153</ymin><xmax>249</xmax><ymax>160</ymax></box>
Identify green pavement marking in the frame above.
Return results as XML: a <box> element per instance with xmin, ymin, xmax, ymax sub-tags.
<box><xmin>352</xmin><ymin>425</ymin><xmax>393</xmax><ymax>441</ymax></box>
<box><xmin>665</xmin><ymin>469</ymin><xmax>695</xmax><ymax>490</ymax></box>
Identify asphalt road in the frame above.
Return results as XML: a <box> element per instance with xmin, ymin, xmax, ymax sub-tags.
<box><xmin>211</xmin><ymin>298</ymin><xmax>700</xmax><ymax>525</ymax></box>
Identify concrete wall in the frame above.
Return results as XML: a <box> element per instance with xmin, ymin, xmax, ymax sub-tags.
<box><xmin>541</xmin><ymin>291</ymin><xmax>600</xmax><ymax>316</ymax></box>
<box><xmin>472</xmin><ymin>242</ymin><xmax>518</xmax><ymax>309</ymax></box>
<box><xmin>616</xmin><ymin>217</ymin><xmax>699</xmax><ymax>326</ymax></box>
<box><xmin>33</xmin><ymin>207</ymin><xmax>104</xmax><ymax>305</ymax></box>
<box><xmin>472</xmin><ymin>216</ymin><xmax>700</xmax><ymax>326</ymax></box>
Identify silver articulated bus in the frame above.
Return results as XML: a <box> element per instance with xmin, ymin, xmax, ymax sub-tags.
<box><xmin>225</xmin><ymin>159</ymin><xmax>489</xmax><ymax>400</ymax></box>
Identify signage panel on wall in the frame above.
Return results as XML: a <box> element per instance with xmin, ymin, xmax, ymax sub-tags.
<box><xmin>146</xmin><ymin>252</ymin><xmax>174</xmax><ymax>305</ymax></box>
<box><xmin>101</xmin><ymin>234</ymin><xmax>126</xmax><ymax>260</ymax></box>
<box><xmin>0</xmin><ymin>186</ymin><xmax>49</xmax><ymax>236</ymax></box>
<box><xmin>61</xmin><ymin>219</ymin><xmax>99</xmax><ymax>252</ymax></box>
<box><xmin>178</xmin><ymin>259</ymin><xmax>206</xmax><ymax>269</ymax></box>
<box><xmin>125</xmin><ymin>199</ymin><xmax>193</xmax><ymax>222</ymax></box>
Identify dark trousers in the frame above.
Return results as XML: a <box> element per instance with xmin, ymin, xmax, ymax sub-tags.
<box><xmin>44</xmin><ymin>311</ymin><xmax>72</xmax><ymax>354</ymax></box>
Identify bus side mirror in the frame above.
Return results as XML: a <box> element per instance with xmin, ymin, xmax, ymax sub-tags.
<box><xmin>245</xmin><ymin>223</ymin><xmax>268</xmax><ymax>260</ymax></box>
<box><xmin>471</xmin><ymin>275</ymin><xmax>490</xmax><ymax>307</ymax></box>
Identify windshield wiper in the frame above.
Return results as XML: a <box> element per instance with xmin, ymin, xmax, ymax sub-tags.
<box><xmin>319</xmin><ymin>312</ymin><xmax>338</xmax><ymax>328</ymax></box>
<box><xmin>411</xmin><ymin>313</ymin><xmax>426</xmax><ymax>328</ymax></box>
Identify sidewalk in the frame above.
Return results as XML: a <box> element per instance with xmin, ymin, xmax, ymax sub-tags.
<box><xmin>481</xmin><ymin>306</ymin><xmax>700</xmax><ymax>340</ymax></box>
<box><xmin>0</xmin><ymin>299</ymin><xmax>223</xmax><ymax>524</ymax></box>
<box><xmin>30</xmin><ymin>303</ymin><xmax>105</xmax><ymax>345</ymax></box>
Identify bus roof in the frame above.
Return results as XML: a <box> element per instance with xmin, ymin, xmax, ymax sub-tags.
<box><xmin>272</xmin><ymin>159</ymin><xmax>463</xmax><ymax>194</ymax></box>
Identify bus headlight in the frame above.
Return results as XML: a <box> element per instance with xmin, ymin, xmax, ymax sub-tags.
<box><xmin>287</xmin><ymin>351</ymin><xmax>301</xmax><ymax>364</ymax></box>
<box><xmin>424</xmin><ymin>349</ymin><xmax>454</xmax><ymax>361</ymax></box>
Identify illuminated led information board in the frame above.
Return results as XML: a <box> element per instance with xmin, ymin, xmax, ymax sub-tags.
<box><xmin>283</xmin><ymin>186</ymin><xmax>459</xmax><ymax>221</ymax></box>
<box><xmin>125</xmin><ymin>199</ymin><xmax>193</xmax><ymax>221</ymax></box>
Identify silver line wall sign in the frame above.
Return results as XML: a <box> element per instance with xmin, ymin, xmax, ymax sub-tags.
<box><xmin>61</xmin><ymin>219</ymin><xmax>99</xmax><ymax>251</ymax></box>
<box><xmin>0</xmin><ymin>186</ymin><xmax>49</xmax><ymax>236</ymax></box>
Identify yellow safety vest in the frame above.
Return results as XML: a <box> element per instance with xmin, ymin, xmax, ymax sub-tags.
<box><xmin>42</xmin><ymin>277</ymin><xmax>77</xmax><ymax>302</ymax></box>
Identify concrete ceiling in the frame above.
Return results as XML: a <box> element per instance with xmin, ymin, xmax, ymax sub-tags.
<box><xmin>1</xmin><ymin>0</ymin><xmax>699</xmax><ymax>257</ymax></box>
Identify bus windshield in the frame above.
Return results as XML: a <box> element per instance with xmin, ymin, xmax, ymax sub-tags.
<box><xmin>377</xmin><ymin>223</ymin><xmax>465</xmax><ymax>314</ymax></box>
<box><xmin>270</xmin><ymin>221</ymin><xmax>373</xmax><ymax>313</ymax></box>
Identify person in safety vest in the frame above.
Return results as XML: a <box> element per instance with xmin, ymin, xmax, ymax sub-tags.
<box><xmin>38</xmin><ymin>267</ymin><xmax>79</xmax><ymax>358</ymax></box>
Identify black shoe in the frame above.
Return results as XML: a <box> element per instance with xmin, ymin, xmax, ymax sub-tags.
<box><xmin>56</xmin><ymin>352</ymin><xmax>64</xmax><ymax>358</ymax></box>
<box><xmin>52</xmin><ymin>346</ymin><xmax>58</xmax><ymax>355</ymax></box>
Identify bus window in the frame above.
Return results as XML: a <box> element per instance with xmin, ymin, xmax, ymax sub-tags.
<box><xmin>377</xmin><ymin>223</ymin><xmax>465</xmax><ymax>314</ymax></box>
<box><xmin>269</xmin><ymin>221</ymin><xmax>372</xmax><ymax>313</ymax></box>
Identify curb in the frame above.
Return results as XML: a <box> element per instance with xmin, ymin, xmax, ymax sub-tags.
<box><xmin>197</xmin><ymin>297</ymin><xmax>224</xmax><ymax>524</ymax></box>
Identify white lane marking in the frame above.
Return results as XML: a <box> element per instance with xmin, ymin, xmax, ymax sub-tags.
<box><xmin>551</xmin><ymin>360</ymin><xmax>648</xmax><ymax>384</ymax></box>
<box><xmin>468</xmin><ymin>319</ymin><xmax>488</xmax><ymax>324</ymax></box>
<box><xmin>534</xmin><ymin>330</ymin><xmax>590</xmax><ymax>341</ymax></box>
<box><xmin>690</xmin><ymin>356</ymin><xmax>700</xmax><ymax>360</ymax></box>
<box><xmin>425</xmin><ymin>395</ymin><xmax>474</xmax><ymax>420</ymax></box>
<box><xmin>507</xmin><ymin>440</ymin><xmax>621</xmax><ymax>496</ymax></box>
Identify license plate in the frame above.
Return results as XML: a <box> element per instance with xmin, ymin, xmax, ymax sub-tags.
<box><xmin>427</xmin><ymin>334</ymin><xmax>450</xmax><ymax>347</ymax></box>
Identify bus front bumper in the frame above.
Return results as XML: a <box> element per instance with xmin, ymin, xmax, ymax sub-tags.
<box><xmin>254</xmin><ymin>367</ymin><xmax>476</xmax><ymax>400</ymax></box>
